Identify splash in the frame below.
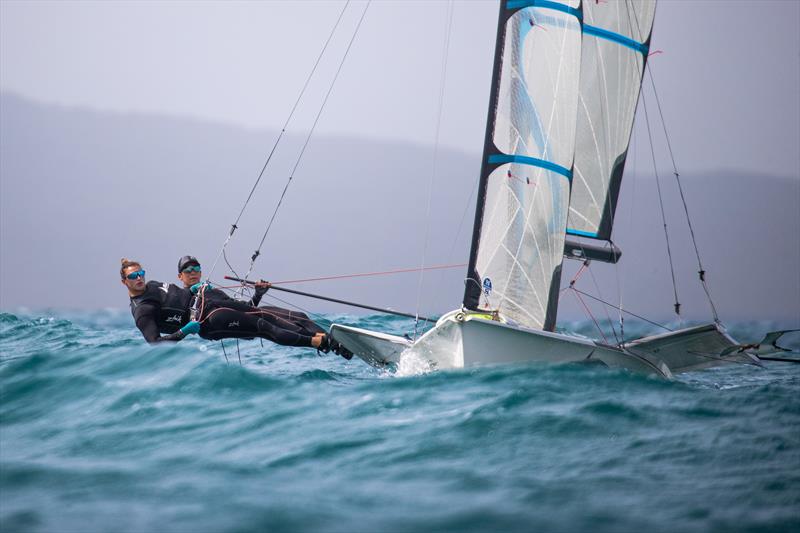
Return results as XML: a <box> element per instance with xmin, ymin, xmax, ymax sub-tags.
<box><xmin>395</xmin><ymin>346</ymin><xmax>434</xmax><ymax>377</ymax></box>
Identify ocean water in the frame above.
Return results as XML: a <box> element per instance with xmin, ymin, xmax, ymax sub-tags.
<box><xmin>1</xmin><ymin>310</ymin><xmax>798</xmax><ymax>533</ymax></box>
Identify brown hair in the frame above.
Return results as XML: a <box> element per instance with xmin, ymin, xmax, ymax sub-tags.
<box><xmin>120</xmin><ymin>258</ymin><xmax>142</xmax><ymax>279</ymax></box>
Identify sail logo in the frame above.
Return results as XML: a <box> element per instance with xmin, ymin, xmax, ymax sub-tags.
<box><xmin>228</xmin><ymin>321</ymin><xmax>240</xmax><ymax>328</ymax></box>
<box><xmin>165</xmin><ymin>314</ymin><xmax>182</xmax><ymax>323</ymax></box>
<box><xmin>483</xmin><ymin>278</ymin><xmax>492</xmax><ymax>295</ymax></box>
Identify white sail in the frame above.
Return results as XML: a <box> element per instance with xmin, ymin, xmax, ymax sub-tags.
<box><xmin>568</xmin><ymin>0</ymin><xmax>656</xmax><ymax>240</ymax></box>
<box><xmin>465</xmin><ymin>0</ymin><xmax>582</xmax><ymax>330</ymax></box>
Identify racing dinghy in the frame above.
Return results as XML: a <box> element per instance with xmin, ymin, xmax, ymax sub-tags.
<box><xmin>328</xmin><ymin>0</ymin><xmax>774</xmax><ymax>377</ymax></box>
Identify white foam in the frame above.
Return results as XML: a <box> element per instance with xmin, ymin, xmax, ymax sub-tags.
<box><xmin>395</xmin><ymin>346</ymin><xmax>434</xmax><ymax>377</ymax></box>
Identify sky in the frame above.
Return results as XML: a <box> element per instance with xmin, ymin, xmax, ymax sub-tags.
<box><xmin>1</xmin><ymin>0</ymin><xmax>799</xmax><ymax>324</ymax></box>
<box><xmin>2</xmin><ymin>0</ymin><xmax>798</xmax><ymax>177</ymax></box>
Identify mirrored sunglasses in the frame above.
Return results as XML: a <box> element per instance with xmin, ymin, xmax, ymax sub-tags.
<box><xmin>126</xmin><ymin>270</ymin><xmax>146</xmax><ymax>280</ymax></box>
<box><xmin>182</xmin><ymin>265</ymin><xmax>202</xmax><ymax>274</ymax></box>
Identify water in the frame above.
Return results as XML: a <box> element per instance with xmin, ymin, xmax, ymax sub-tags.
<box><xmin>1</xmin><ymin>310</ymin><xmax>798</xmax><ymax>532</ymax></box>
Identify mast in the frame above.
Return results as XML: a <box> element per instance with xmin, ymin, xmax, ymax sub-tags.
<box><xmin>463</xmin><ymin>0</ymin><xmax>583</xmax><ymax>332</ymax></box>
<box><xmin>463</xmin><ymin>1</ymin><xmax>509</xmax><ymax>312</ymax></box>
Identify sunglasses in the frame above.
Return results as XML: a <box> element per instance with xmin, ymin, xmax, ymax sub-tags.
<box><xmin>182</xmin><ymin>265</ymin><xmax>202</xmax><ymax>274</ymax></box>
<box><xmin>126</xmin><ymin>270</ymin><xmax>146</xmax><ymax>280</ymax></box>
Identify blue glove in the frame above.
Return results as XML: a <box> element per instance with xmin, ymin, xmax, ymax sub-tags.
<box><xmin>180</xmin><ymin>321</ymin><xmax>201</xmax><ymax>335</ymax></box>
<box><xmin>190</xmin><ymin>282</ymin><xmax>210</xmax><ymax>294</ymax></box>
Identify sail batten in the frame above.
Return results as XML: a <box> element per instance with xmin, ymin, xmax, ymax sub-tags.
<box><xmin>488</xmin><ymin>154</ymin><xmax>573</xmax><ymax>179</ymax></box>
<box><xmin>583</xmin><ymin>24</ymin><xmax>649</xmax><ymax>55</ymax></box>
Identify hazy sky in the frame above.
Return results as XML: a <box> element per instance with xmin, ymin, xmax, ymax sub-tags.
<box><xmin>2</xmin><ymin>0</ymin><xmax>799</xmax><ymax>177</ymax></box>
<box><xmin>1</xmin><ymin>0</ymin><xmax>799</xmax><ymax>325</ymax></box>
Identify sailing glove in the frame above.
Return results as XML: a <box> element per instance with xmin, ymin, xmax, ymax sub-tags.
<box><xmin>190</xmin><ymin>282</ymin><xmax>210</xmax><ymax>294</ymax></box>
<box><xmin>180</xmin><ymin>321</ymin><xmax>201</xmax><ymax>335</ymax></box>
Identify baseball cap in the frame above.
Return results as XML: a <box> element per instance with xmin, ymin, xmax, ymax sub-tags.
<box><xmin>178</xmin><ymin>255</ymin><xmax>200</xmax><ymax>272</ymax></box>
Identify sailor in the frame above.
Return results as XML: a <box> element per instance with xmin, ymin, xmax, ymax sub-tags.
<box><xmin>175</xmin><ymin>256</ymin><xmax>350</xmax><ymax>357</ymax></box>
<box><xmin>176</xmin><ymin>255</ymin><xmax>268</xmax><ymax>307</ymax></box>
<box><xmin>121</xmin><ymin>257</ymin><xmax>349</xmax><ymax>356</ymax></box>
<box><xmin>121</xmin><ymin>258</ymin><xmax>200</xmax><ymax>344</ymax></box>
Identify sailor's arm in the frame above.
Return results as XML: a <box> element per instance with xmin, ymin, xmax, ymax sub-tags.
<box><xmin>249</xmin><ymin>280</ymin><xmax>271</xmax><ymax>307</ymax></box>
<box><xmin>134</xmin><ymin>304</ymin><xmax>199</xmax><ymax>344</ymax></box>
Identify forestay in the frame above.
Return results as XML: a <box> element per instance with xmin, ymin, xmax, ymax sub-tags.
<box><xmin>567</xmin><ymin>0</ymin><xmax>656</xmax><ymax>240</ymax></box>
<box><xmin>464</xmin><ymin>0</ymin><xmax>582</xmax><ymax>331</ymax></box>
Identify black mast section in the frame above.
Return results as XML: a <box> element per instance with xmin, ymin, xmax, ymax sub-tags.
<box><xmin>462</xmin><ymin>1</ymin><xmax>510</xmax><ymax>312</ymax></box>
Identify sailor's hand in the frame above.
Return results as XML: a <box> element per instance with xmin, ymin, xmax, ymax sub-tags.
<box><xmin>190</xmin><ymin>282</ymin><xmax>210</xmax><ymax>294</ymax></box>
<box><xmin>180</xmin><ymin>321</ymin><xmax>201</xmax><ymax>336</ymax></box>
<box><xmin>254</xmin><ymin>280</ymin><xmax>271</xmax><ymax>294</ymax></box>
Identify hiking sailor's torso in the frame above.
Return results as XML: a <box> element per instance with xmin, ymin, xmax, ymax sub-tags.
<box><xmin>130</xmin><ymin>280</ymin><xmax>193</xmax><ymax>335</ymax></box>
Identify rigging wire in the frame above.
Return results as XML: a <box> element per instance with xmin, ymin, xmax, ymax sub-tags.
<box><xmin>242</xmin><ymin>0</ymin><xmax>372</xmax><ymax>284</ymax></box>
<box><xmin>646</xmin><ymin>67</ymin><xmax>721</xmax><ymax>323</ymax></box>
<box><xmin>640</xmin><ymin>89</ymin><xmax>682</xmax><ymax>323</ymax></box>
<box><xmin>206</xmin><ymin>0</ymin><xmax>352</xmax><ymax>283</ymax></box>
<box><xmin>618</xmin><ymin>0</ymin><xmax>647</xmax><ymax>342</ymax></box>
<box><xmin>570</xmin><ymin>287</ymin><xmax>674</xmax><ymax>336</ymax></box>
<box><xmin>584</xmin><ymin>263</ymin><xmax>621</xmax><ymax>344</ymax></box>
<box><xmin>258</xmin><ymin>291</ymin><xmax>334</xmax><ymax>330</ymax></box>
<box><xmin>438</xmin><ymin>161</ymin><xmax>480</xmax><ymax>298</ymax></box>
<box><xmin>413</xmin><ymin>0</ymin><xmax>456</xmax><ymax>339</ymax></box>
<box><xmin>625</xmin><ymin>0</ymin><xmax>717</xmax><ymax>325</ymax></box>
<box><xmin>571</xmin><ymin>290</ymin><xmax>609</xmax><ymax>345</ymax></box>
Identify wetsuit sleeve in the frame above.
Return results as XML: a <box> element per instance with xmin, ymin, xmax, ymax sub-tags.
<box><xmin>134</xmin><ymin>303</ymin><xmax>186</xmax><ymax>344</ymax></box>
<box><xmin>249</xmin><ymin>285</ymin><xmax>269</xmax><ymax>307</ymax></box>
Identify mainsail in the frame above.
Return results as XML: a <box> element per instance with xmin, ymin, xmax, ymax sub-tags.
<box><xmin>463</xmin><ymin>0</ymin><xmax>582</xmax><ymax>331</ymax></box>
<box><xmin>567</xmin><ymin>0</ymin><xmax>656</xmax><ymax>240</ymax></box>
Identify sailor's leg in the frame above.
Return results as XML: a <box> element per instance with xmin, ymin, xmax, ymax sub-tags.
<box><xmin>258</xmin><ymin>306</ymin><xmax>325</xmax><ymax>336</ymax></box>
<box><xmin>200</xmin><ymin>306</ymin><xmax>315</xmax><ymax>347</ymax></box>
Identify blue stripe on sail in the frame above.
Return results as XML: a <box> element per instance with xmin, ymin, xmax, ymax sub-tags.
<box><xmin>583</xmin><ymin>24</ymin><xmax>649</xmax><ymax>55</ymax></box>
<box><xmin>488</xmin><ymin>154</ymin><xmax>572</xmax><ymax>180</ymax></box>
<box><xmin>506</xmin><ymin>0</ymin><xmax>583</xmax><ymax>21</ymax></box>
<box><xmin>567</xmin><ymin>228</ymin><xmax>599</xmax><ymax>238</ymax></box>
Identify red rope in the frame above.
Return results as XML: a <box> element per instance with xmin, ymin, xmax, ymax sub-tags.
<box><xmin>269</xmin><ymin>263</ymin><xmax>467</xmax><ymax>285</ymax></box>
<box><xmin>571</xmin><ymin>288</ymin><xmax>609</xmax><ymax>345</ymax></box>
<box><xmin>569</xmin><ymin>260</ymin><xmax>589</xmax><ymax>288</ymax></box>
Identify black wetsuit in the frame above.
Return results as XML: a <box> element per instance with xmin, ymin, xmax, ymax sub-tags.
<box><xmin>198</xmin><ymin>289</ymin><xmax>325</xmax><ymax>347</ymax></box>
<box><xmin>129</xmin><ymin>281</ymin><xmax>193</xmax><ymax>343</ymax></box>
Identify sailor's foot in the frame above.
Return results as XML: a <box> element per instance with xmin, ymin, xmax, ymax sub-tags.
<box><xmin>316</xmin><ymin>334</ymin><xmax>353</xmax><ymax>360</ymax></box>
<box><xmin>329</xmin><ymin>337</ymin><xmax>354</xmax><ymax>360</ymax></box>
<box><xmin>336</xmin><ymin>344</ymin><xmax>354</xmax><ymax>360</ymax></box>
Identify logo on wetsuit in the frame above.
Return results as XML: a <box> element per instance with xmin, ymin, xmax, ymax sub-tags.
<box><xmin>228</xmin><ymin>321</ymin><xmax>240</xmax><ymax>328</ymax></box>
<box><xmin>165</xmin><ymin>314</ymin><xmax>182</xmax><ymax>323</ymax></box>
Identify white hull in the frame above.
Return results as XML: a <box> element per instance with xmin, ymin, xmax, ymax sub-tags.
<box><xmin>410</xmin><ymin>311</ymin><xmax>672</xmax><ymax>377</ymax></box>
<box><xmin>330</xmin><ymin>311</ymin><xmax>760</xmax><ymax>378</ymax></box>
<box><xmin>623</xmin><ymin>323</ymin><xmax>759</xmax><ymax>373</ymax></box>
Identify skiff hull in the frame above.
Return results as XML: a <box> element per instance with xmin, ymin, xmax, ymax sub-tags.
<box><xmin>331</xmin><ymin>312</ymin><xmax>672</xmax><ymax>378</ymax></box>
<box><xmin>330</xmin><ymin>313</ymin><xmax>762</xmax><ymax>378</ymax></box>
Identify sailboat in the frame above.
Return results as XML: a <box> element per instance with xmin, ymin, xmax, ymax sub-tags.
<box><xmin>325</xmin><ymin>0</ymin><xmax>784</xmax><ymax>378</ymax></box>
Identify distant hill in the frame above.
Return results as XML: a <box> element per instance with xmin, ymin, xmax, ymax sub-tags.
<box><xmin>1</xmin><ymin>92</ymin><xmax>798</xmax><ymax>326</ymax></box>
